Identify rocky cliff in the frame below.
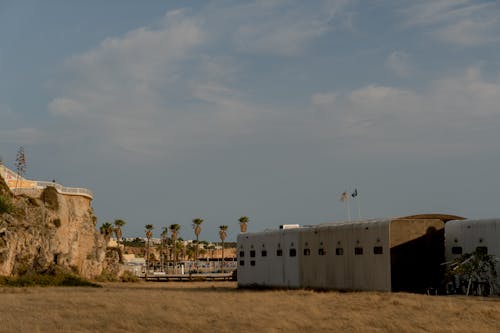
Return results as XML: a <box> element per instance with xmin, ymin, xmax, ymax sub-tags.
<box><xmin>0</xmin><ymin>175</ymin><xmax>106</xmax><ymax>278</ymax></box>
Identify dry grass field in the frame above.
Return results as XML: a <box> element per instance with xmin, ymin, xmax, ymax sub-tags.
<box><xmin>1</xmin><ymin>281</ymin><xmax>500</xmax><ymax>333</ymax></box>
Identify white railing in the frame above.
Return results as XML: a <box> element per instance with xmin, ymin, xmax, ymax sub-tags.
<box><xmin>1</xmin><ymin>165</ymin><xmax>93</xmax><ymax>199</ymax></box>
<box><xmin>35</xmin><ymin>181</ymin><xmax>93</xmax><ymax>199</ymax></box>
<box><xmin>12</xmin><ymin>182</ymin><xmax>93</xmax><ymax>200</ymax></box>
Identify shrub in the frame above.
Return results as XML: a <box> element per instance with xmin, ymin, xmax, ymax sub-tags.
<box><xmin>0</xmin><ymin>272</ymin><xmax>101</xmax><ymax>288</ymax></box>
<box><xmin>95</xmin><ymin>270</ymin><xmax>118</xmax><ymax>282</ymax></box>
<box><xmin>120</xmin><ymin>270</ymin><xmax>140</xmax><ymax>283</ymax></box>
<box><xmin>0</xmin><ymin>195</ymin><xmax>13</xmax><ymax>214</ymax></box>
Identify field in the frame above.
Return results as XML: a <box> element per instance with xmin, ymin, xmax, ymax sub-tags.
<box><xmin>1</xmin><ymin>282</ymin><xmax>500</xmax><ymax>333</ymax></box>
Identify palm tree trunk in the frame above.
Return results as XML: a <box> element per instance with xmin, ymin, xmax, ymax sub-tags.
<box><xmin>195</xmin><ymin>235</ymin><xmax>199</xmax><ymax>272</ymax></box>
<box><xmin>173</xmin><ymin>241</ymin><xmax>177</xmax><ymax>273</ymax></box>
<box><xmin>145</xmin><ymin>239</ymin><xmax>150</xmax><ymax>278</ymax></box>
<box><xmin>221</xmin><ymin>240</ymin><xmax>225</xmax><ymax>273</ymax></box>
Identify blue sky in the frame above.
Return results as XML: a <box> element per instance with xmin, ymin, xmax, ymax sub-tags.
<box><xmin>1</xmin><ymin>0</ymin><xmax>500</xmax><ymax>241</ymax></box>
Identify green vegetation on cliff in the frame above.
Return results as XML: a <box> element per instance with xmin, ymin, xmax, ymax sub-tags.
<box><xmin>0</xmin><ymin>272</ymin><xmax>101</xmax><ymax>287</ymax></box>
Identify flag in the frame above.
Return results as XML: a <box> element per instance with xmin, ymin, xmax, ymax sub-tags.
<box><xmin>340</xmin><ymin>191</ymin><xmax>349</xmax><ymax>202</ymax></box>
<box><xmin>351</xmin><ymin>188</ymin><xmax>358</xmax><ymax>198</ymax></box>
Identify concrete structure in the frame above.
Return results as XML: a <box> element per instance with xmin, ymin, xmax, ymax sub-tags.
<box><xmin>445</xmin><ymin>219</ymin><xmax>500</xmax><ymax>287</ymax></box>
<box><xmin>237</xmin><ymin>214</ymin><xmax>463</xmax><ymax>292</ymax></box>
<box><xmin>0</xmin><ymin>164</ymin><xmax>93</xmax><ymax>199</ymax></box>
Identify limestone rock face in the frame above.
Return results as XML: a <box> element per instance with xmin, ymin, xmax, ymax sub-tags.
<box><xmin>0</xmin><ymin>176</ymin><xmax>106</xmax><ymax>278</ymax></box>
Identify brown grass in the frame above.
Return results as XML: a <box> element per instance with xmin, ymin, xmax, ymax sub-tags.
<box><xmin>1</xmin><ymin>282</ymin><xmax>499</xmax><ymax>333</ymax></box>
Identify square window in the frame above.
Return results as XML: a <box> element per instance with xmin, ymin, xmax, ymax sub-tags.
<box><xmin>354</xmin><ymin>247</ymin><xmax>363</xmax><ymax>255</ymax></box>
<box><xmin>373</xmin><ymin>246</ymin><xmax>383</xmax><ymax>255</ymax></box>
<box><xmin>451</xmin><ymin>246</ymin><xmax>463</xmax><ymax>255</ymax></box>
<box><xmin>318</xmin><ymin>248</ymin><xmax>326</xmax><ymax>256</ymax></box>
<box><xmin>239</xmin><ymin>251</ymin><xmax>245</xmax><ymax>257</ymax></box>
<box><xmin>261</xmin><ymin>250</ymin><xmax>267</xmax><ymax>257</ymax></box>
<box><xmin>289</xmin><ymin>249</ymin><xmax>297</xmax><ymax>257</ymax></box>
<box><xmin>335</xmin><ymin>248</ymin><xmax>344</xmax><ymax>256</ymax></box>
<box><xmin>250</xmin><ymin>260</ymin><xmax>256</xmax><ymax>266</ymax></box>
<box><xmin>476</xmin><ymin>246</ymin><xmax>488</xmax><ymax>255</ymax></box>
<box><xmin>239</xmin><ymin>260</ymin><xmax>244</xmax><ymax>266</ymax></box>
<box><xmin>303</xmin><ymin>248</ymin><xmax>311</xmax><ymax>256</ymax></box>
<box><xmin>276</xmin><ymin>249</ymin><xmax>283</xmax><ymax>256</ymax></box>
<box><xmin>250</xmin><ymin>250</ymin><xmax>256</xmax><ymax>258</ymax></box>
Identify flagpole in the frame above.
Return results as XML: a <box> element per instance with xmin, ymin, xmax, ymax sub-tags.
<box><xmin>347</xmin><ymin>199</ymin><xmax>351</xmax><ymax>221</ymax></box>
<box><xmin>351</xmin><ymin>188</ymin><xmax>360</xmax><ymax>220</ymax></box>
<box><xmin>340</xmin><ymin>191</ymin><xmax>351</xmax><ymax>221</ymax></box>
<box><xmin>357</xmin><ymin>196</ymin><xmax>361</xmax><ymax>219</ymax></box>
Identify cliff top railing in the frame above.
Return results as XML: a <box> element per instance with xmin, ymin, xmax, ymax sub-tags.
<box><xmin>35</xmin><ymin>181</ymin><xmax>94</xmax><ymax>199</ymax></box>
<box><xmin>2</xmin><ymin>165</ymin><xmax>93</xmax><ymax>200</ymax></box>
<box><xmin>11</xmin><ymin>182</ymin><xmax>94</xmax><ymax>200</ymax></box>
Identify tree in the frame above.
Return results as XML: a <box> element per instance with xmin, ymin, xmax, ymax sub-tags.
<box><xmin>219</xmin><ymin>225</ymin><xmax>228</xmax><ymax>273</ymax></box>
<box><xmin>100</xmin><ymin>222</ymin><xmax>113</xmax><ymax>245</ymax></box>
<box><xmin>145</xmin><ymin>224</ymin><xmax>154</xmax><ymax>275</ymax></box>
<box><xmin>160</xmin><ymin>226</ymin><xmax>169</xmax><ymax>271</ymax></box>
<box><xmin>14</xmin><ymin>146</ymin><xmax>27</xmax><ymax>189</ymax></box>
<box><xmin>192</xmin><ymin>218</ymin><xmax>204</xmax><ymax>271</ymax></box>
<box><xmin>113</xmin><ymin>219</ymin><xmax>126</xmax><ymax>245</ymax></box>
<box><xmin>238</xmin><ymin>216</ymin><xmax>249</xmax><ymax>233</ymax></box>
<box><xmin>446</xmin><ymin>249</ymin><xmax>498</xmax><ymax>296</ymax></box>
<box><xmin>169</xmin><ymin>224</ymin><xmax>181</xmax><ymax>269</ymax></box>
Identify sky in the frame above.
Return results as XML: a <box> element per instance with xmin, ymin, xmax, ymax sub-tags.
<box><xmin>1</xmin><ymin>0</ymin><xmax>500</xmax><ymax>241</ymax></box>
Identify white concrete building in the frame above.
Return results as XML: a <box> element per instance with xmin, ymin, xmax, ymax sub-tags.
<box><xmin>238</xmin><ymin>214</ymin><xmax>461</xmax><ymax>292</ymax></box>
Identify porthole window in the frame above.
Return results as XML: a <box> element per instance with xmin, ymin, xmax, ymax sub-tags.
<box><xmin>373</xmin><ymin>246</ymin><xmax>383</xmax><ymax>255</ymax></box>
<box><xmin>289</xmin><ymin>249</ymin><xmax>297</xmax><ymax>257</ymax></box>
<box><xmin>451</xmin><ymin>246</ymin><xmax>463</xmax><ymax>255</ymax></box>
<box><xmin>335</xmin><ymin>248</ymin><xmax>344</xmax><ymax>256</ymax></box>
<box><xmin>303</xmin><ymin>248</ymin><xmax>311</xmax><ymax>256</ymax></box>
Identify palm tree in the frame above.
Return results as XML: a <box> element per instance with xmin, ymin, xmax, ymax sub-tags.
<box><xmin>113</xmin><ymin>219</ymin><xmax>126</xmax><ymax>245</ymax></box>
<box><xmin>192</xmin><ymin>218</ymin><xmax>204</xmax><ymax>271</ymax></box>
<box><xmin>219</xmin><ymin>225</ymin><xmax>228</xmax><ymax>273</ymax></box>
<box><xmin>238</xmin><ymin>216</ymin><xmax>249</xmax><ymax>233</ymax></box>
<box><xmin>169</xmin><ymin>224</ymin><xmax>181</xmax><ymax>271</ymax></box>
<box><xmin>100</xmin><ymin>222</ymin><xmax>113</xmax><ymax>245</ymax></box>
<box><xmin>160</xmin><ymin>226</ymin><xmax>169</xmax><ymax>272</ymax></box>
<box><xmin>145</xmin><ymin>224</ymin><xmax>154</xmax><ymax>275</ymax></box>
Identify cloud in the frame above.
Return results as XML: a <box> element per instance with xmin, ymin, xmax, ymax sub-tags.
<box><xmin>46</xmin><ymin>2</ymin><xmax>354</xmax><ymax>156</ymax></box>
<box><xmin>232</xmin><ymin>0</ymin><xmax>352</xmax><ymax>55</ymax></box>
<box><xmin>436</xmin><ymin>16</ymin><xmax>500</xmax><ymax>46</ymax></box>
<box><xmin>48</xmin><ymin>98</ymin><xmax>87</xmax><ymax>117</ymax></box>
<box><xmin>311</xmin><ymin>92</ymin><xmax>337</xmax><ymax>106</ymax></box>
<box><xmin>349</xmin><ymin>85</ymin><xmax>416</xmax><ymax>105</ymax></box>
<box><xmin>0</xmin><ymin>128</ymin><xmax>46</xmax><ymax>145</ymax></box>
<box><xmin>48</xmin><ymin>10</ymin><xmax>204</xmax><ymax>153</ymax></box>
<box><xmin>47</xmin><ymin>8</ymin><xmax>273</xmax><ymax>156</ymax></box>
<box><xmin>47</xmin><ymin>2</ymin><xmax>500</xmax><ymax>161</ymax></box>
<box><xmin>402</xmin><ymin>0</ymin><xmax>500</xmax><ymax>46</ymax></box>
<box><xmin>385</xmin><ymin>51</ymin><xmax>413</xmax><ymax>77</ymax></box>
<box><xmin>307</xmin><ymin>66</ymin><xmax>500</xmax><ymax>155</ymax></box>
